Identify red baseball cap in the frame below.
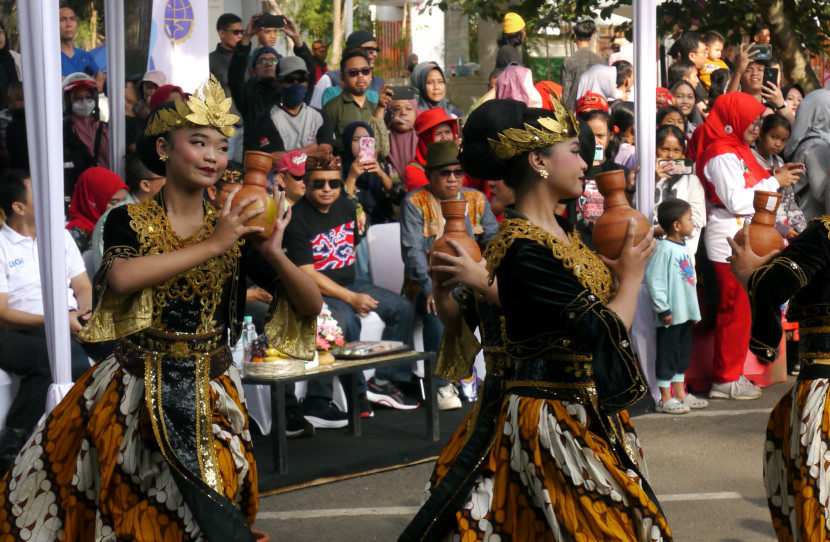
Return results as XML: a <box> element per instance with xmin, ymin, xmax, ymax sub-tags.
<box><xmin>277</xmin><ymin>151</ymin><xmax>308</xmax><ymax>177</ymax></box>
<box><xmin>575</xmin><ymin>91</ymin><xmax>609</xmax><ymax>114</ymax></box>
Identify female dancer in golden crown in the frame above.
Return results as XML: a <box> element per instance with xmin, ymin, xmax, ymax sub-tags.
<box><xmin>401</xmin><ymin>99</ymin><xmax>672</xmax><ymax>541</ymax></box>
<box><xmin>0</xmin><ymin>76</ymin><xmax>322</xmax><ymax>541</ymax></box>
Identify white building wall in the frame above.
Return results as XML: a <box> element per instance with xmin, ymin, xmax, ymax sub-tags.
<box><xmin>410</xmin><ymin>4</ymin><xmax>445</xmax><ymax>71</ymax></box>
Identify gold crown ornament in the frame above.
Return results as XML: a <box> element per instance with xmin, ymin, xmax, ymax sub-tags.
<box><xmin>488</xmin><ymin>99</ymin><xmax>579</xmax><ymax>160</ymax></box>
<box><xmin>144</xmin><ymin>75</ymin><xmax>240</xmax><ymax>138</ymax></box>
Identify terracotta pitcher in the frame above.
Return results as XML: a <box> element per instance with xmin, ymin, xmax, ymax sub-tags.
<box><xmin>431</xmin><ymin>199</ymin><xmax>481</xmax><ymax>283</ymax></box>
<box><xmin>592</xmin><ymin>169</ymin><xmax>649</xmax><ymax>260</ymax></box>
<box><xmin>733</xmin><ymin>190</ymin><xmax>785</xmax><ymax>256</ymax></box>
<box><xmin>229</xmin><ymin>151</ymin><xmax>278</xmax><ymax>242</ymax></box>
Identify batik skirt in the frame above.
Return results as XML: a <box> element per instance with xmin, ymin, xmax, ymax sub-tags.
<box><xmin>765</xmin><ymin>377</ymin><xmax>830</xmax><ymax>541</ymax></box>
<box><xmin>420</xmin><ymin>394</ymin><xmax>671</xmax><ymax>541</ymax></box>
<box><xmin>0</xmin><ymin>354</ymin><xmax>257</xmax><ymax>541</ymax></box>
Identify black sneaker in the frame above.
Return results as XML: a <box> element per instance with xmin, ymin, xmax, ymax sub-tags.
<box><xmin>286</xmin><ymin>406</ymin><xmax>315</xmax><ymax>438</ymax></box>
<box><xmin>302</xmin><ymin>398</ymin><xmax>348</xmax><ymax>429</ymax></box>
<box><xmin>366</xmin><ymin>378</ymin><xmax>420</xmax><ymax>410</ymax></box>
<box><xmin>359</xmin><ymin>393</ymin><xmax>374</xmax><ymax>418</ymax></box>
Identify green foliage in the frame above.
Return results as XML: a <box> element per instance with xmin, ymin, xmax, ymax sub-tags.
<box><xmin>288</xmin><ymin>0</ymin><xmax>335</xmax><ymax>42</ymax></box>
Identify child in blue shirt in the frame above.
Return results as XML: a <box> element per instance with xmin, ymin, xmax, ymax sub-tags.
<box><xmin>645</xmin><ymin>198</ymin><xmax>707</xmax><ymax>414</ymax></box>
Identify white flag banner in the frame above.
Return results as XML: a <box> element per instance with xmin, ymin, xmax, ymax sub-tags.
<box><xmin>148</xmin><ymin>0</ymin><xmax>210</xmax><ymax>93</ymax></box>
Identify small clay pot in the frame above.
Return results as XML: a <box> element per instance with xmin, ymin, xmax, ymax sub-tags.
<box><xmin>592</xmin><ymin>169</ymin><xmax>649</xmax><ymax>260</ymax></box>
<box><xmin>252</xmin><ymin>530</ymin><xmax>270</xmax><ymax>541</ymax></box>
<box><xmin>229</xmin><ymin>151</ymin><xmax>278</xmax><ymax>242</ymax></box>
<box><xmin>431</xmin><ymin>199</ymin><xmax>482</xmax><ymax>283</ymax></box>
<box><xmin>733</xmin><ymin>190</ymin><xmax>785</xmax><ymax>256</ymax></box>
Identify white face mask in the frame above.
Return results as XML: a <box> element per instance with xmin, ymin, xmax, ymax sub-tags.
<box><xmin>71</xmin><ymin>98</ymin><xmax>96</xmax><ymax>117</ymax></box>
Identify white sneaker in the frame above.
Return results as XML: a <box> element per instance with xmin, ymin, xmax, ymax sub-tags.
<box><xmin>437</xmin><ymin>383</ymin><xmax>462</xmax><ymax>410</ymax></box>
<box><xmin>739</xmin><ymin>375</ymin><xmax>762</xmax><ymax>393</ymax></box>
<box><xmin>681</xmin><ymin>393</ymin><xmax>709</xmax><ymax>409</ymax></box>
<box><xmin>709</xmin><ymin>378</ymin><xmax>762</xmax><ymax>400</ymax></box>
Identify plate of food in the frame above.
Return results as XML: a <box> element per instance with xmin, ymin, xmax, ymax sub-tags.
<box><xmin>331</xmin><ymin>340</ymin><xmax>411</xmax><ymax>359</ymax></box>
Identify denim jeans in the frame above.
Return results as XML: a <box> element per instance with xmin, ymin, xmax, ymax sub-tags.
<box><xmin>415</xmin><ymin>290</ymin><xmax>449</xmax><ymax>387</ymax></box>
<box><xmin>306</xmin><ymin>280</ymin><xmax>416</xmax><ymax>400</ymax></box>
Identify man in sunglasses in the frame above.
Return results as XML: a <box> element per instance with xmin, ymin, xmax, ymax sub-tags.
<box><xmin>324</xmin><ymin>48</ymin><xmax>392</xmax><ymax>156</ymax></box>
<box><xmin>401</xmin><ymin>141</ymin><xmax>498</xmax><ymax>410</ymax></box>
<box><xmin>284</xmin><ymin>155</ymin><xmax>419</xmax><ymax>420</ymax></box>
<box><xmin>311</xmin><ymin>40</ymin><xmax>328</xmax><ymax>84</ymax></box>
<box><xmin>250</xmin><ymin>56</ymin><xmax>334</xmax><ymax>162</ymax></box>
<box><xmin>210</xmin><ymin>13</ymin><xmax>246</xmax><ymax>160</ymax></box>
<box><xmin>229</xmin><ymin>13</ymin><xmax>318</xmax><ymax>151</ymax></box>
<box><xmin>310</xmin><ymin>30</ymin><xmax>387</xmax><ymax>109</ymax></box>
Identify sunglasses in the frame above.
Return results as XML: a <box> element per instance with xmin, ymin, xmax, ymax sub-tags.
<box><xmin>364</xmin><ymin>47</ymin><xmax>381</xmax><ymax>54</ymax></box>
<box><xmin>281</xmin><ymin>75</ymin><xmax>307</xmax><ymax>84</ymax></box>
<box><xmin>230</xmin><ymin>29</ymin><xmax>244</xmax><ymax>35</ymax></box>
<box><xmin>438</xmin><ymin>168</ymin><xmax>464</xmax><ymax>180</ymax></box>
<box><xmin>311</xmin><ymin>178</ymin><xmax>343</xmax><ymax>190</ymax></box>
<box><xmin>288</xmin><ymin>173</ymin><xmax>305</xmax><ymax>182</ymax></box>
<box><xmin>345</xmin><ymin>67</ymin><xmax>372</xmax><ymax>78</ymax></box>
<box><xmin>256</xmin><ymin>58</ymin><xmax>278</xmax><ymax>66</ymax></box>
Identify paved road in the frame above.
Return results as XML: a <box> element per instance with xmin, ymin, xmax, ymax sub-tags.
<box><xmin>255</xmin><ymin>380</ymin><xmax>792</xmax><ymax>541</ymax></box>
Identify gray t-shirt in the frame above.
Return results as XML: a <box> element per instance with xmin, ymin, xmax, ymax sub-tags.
<box><xmin>269</xmin><ymin>104</ymin><xmax>324</xmax><ymax>151</ymax></box>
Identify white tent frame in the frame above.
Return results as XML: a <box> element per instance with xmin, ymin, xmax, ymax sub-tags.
<box><xmin>17</xmin><ymin>0</ymin><xmax>126</xmax><ymax>412</ymax></box>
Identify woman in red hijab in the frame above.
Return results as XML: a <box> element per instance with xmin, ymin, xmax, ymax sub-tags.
<box><xmin>697</xmin><ymin>92</ymin><xmax>802</xmax><ymax>400</ymax></box>
<box><xmin>66</xmin><ymin>167</ymin><xmax>129</xmax><ymax>253</ymax></box>
<box><xmin>403</xmin><ymin>108</ymin><xmax>458</xmax><ymax>192</ymax></box>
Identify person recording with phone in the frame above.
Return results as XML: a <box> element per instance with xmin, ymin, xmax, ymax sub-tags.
<box><xmin>652</xmin><ymin>125</ymin><xmax>706</xmax><ymax>257</ymax></box>
<box><xmin>342</xmin><ymin>121</ymin><xmax>405</xmax><ymax>226</ymax></box>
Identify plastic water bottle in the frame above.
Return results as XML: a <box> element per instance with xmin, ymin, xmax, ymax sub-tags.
<box><xmin>241</xmin><ymin>315</ymin><xmax>257</xmax><ymax>366</ymax></box>
<box><xmin>460</xmin><ymin>366</ymin><xmax>478</xmax><ymax>402</ymax></box>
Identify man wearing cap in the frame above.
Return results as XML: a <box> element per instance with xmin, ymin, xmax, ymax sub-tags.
<box><xmin>248</xmin><ymin>56</ymin><xmax>334</xmax><ymax>157</ymax></box>
<box><xmin>276</xmin><ymin>150</ymin><xmax>307</xmax><ymax>214</ymax></box>
<box><xmin>495</xmin><ymin>13</ymin><xmax>526</xmax><ymax>69</ymax></box>
<box><xmin>59</xmin><ymin>5</ymin><xmax>105</xmax><ymax>91</ymax></box>
<box><xmin>230</xmin><ymin>13</ymin><xmax>317</xmax><ymax>150</ymax></box>
<box><xmin>283</xmin><ymin>154</ymin><xmax>418</xmax><ymax>418</ymax></box>
<box><xmin>400</xmin><ymin>141</ymin><xmax>498</xmax><ymax>410</ymax></box>
<box><xmin>310</xmin><ymin>30</ymin><xmax>387</xmax><ymax>109</ymax></box>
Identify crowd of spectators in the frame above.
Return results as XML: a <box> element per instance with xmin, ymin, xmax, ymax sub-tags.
<box><xmin>0</xmin><ymin>5</ymin><xmax>823</xmax><ymax>444</ymax></box>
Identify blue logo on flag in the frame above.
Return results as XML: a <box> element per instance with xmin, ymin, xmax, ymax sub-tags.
<box><xmin>164</xmin><ymin>0</ymin><xmax>195</xmax><ymax>45</ymax></box>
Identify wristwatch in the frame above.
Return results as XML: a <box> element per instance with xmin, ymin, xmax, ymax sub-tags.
<box><xmin>775</xmin><ymin>103</ymin><xmax>787</xmax><ymax>111</ymax></box>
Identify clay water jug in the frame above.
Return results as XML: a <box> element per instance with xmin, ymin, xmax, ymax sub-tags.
<box><xmin>431</xmin><ymin>199</ymin><xmax>482</xmax><ymax>283</ymax></box>
<box><xmin>229</xmin><ymin>151</ymin><xmax>278</xmax><ymax>242</ymax></box>
<box><xmin>733</xmin><ymin>190</ymin><xmax>785</xmax><ymax>256</ymax></box>
<box><xmin>592</xmin><ymin>169</ymin><xmax>649</xmax><ymax>260</ymax></box>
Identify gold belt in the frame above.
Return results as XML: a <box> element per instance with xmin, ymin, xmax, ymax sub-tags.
<box><xmin>116</xmin><ymin>329</ymin><xmax>232</xmax><ymax>380</ymax></box>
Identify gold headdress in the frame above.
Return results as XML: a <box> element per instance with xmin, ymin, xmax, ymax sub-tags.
<box><xmin>144</xmin><ymin>75</ymin><xmax>240</xmax><ymax>138</ymax></box>
<box><xmin>487</xmin><ymin>99</ymin><xmax>579</xmax><ymax>160</ymax></box>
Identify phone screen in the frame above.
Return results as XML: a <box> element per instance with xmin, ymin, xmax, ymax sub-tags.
<box><xmin>358</xmin><ymin>136</ymin><xmax>376</xmax><ymax>163</ymax></box>
<box><xmin>593</xmin><ymin>144</ymin><xmax>604</xmax><ymax>162</ymax></box>
<box><xmin>749</xmin><ymin>44</ymin><xmax>772</xmax><ymax>60</ymax></box>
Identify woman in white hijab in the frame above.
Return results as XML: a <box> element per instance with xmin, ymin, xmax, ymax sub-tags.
<box><xmin>783</xmin><ymin>89</ymin><xmax>830</xmax><ymax>220</ymax></box>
